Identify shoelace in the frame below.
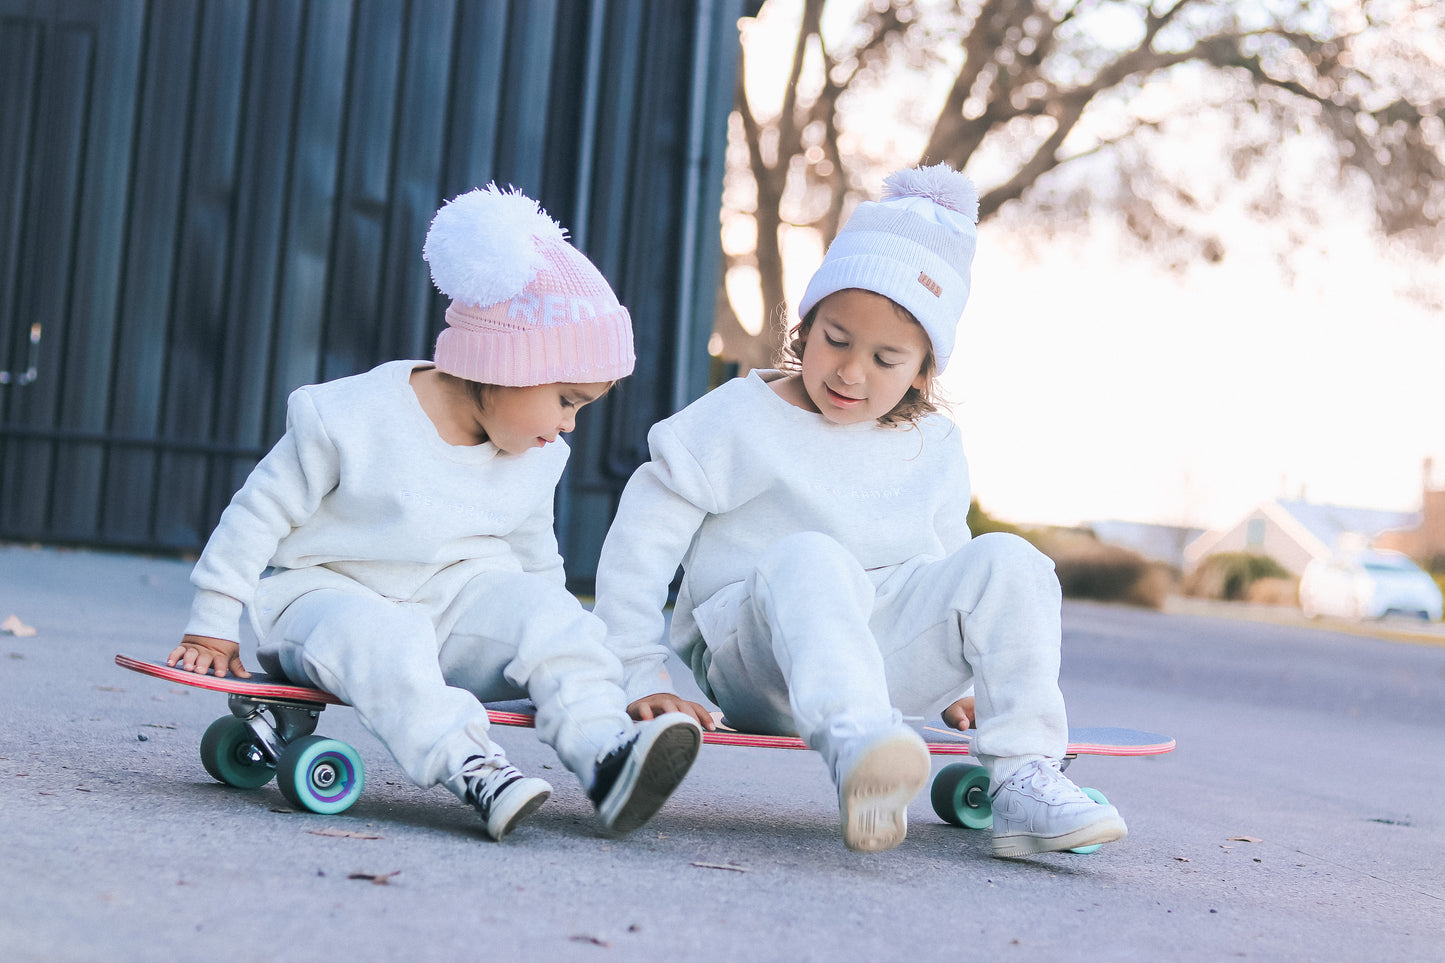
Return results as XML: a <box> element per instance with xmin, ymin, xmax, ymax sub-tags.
<box><xmin>1012</xmin><ymin>761</ymin><xmax>1087</xmax><ymax>804</ymax></box>
<box><xmin>464</xmin><ymin>762</ymin><xmax>524</xmax><ymax>812</ymax></box>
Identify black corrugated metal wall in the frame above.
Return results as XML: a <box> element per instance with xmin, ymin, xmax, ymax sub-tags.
<box><xmin>0</xmin><ymin>0</ymin><xmax>743</xmax><ymax>582</ymax></box>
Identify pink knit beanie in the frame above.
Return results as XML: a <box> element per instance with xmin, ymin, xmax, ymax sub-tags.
<box><xmin>423</xmin><ymin>185</ymin><xmax>635</xmax><ymax>386</ymax></box>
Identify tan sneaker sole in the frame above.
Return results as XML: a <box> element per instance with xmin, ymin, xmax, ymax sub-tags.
<box><xmin>992</xmin><ymin>814</ymin><xmax>1128</xmax><ymax>858</ymax></box>
<box><xmin>838</xmin><ymin>733</ymin><xmax>930</xmax><ymax>853</ymax></box>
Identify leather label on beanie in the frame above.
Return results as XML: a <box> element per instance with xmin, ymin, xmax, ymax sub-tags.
<box><xmin>917</xmin><ymin>271</ymin><xmax>942</xmax><ymax>297</ymax></box>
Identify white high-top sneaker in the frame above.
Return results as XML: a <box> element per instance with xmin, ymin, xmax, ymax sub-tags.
<box><xmin>453</xmin><ymin>755</ymin><xmax>552</xmax><ymax>841</ymax></box>
<box><xmin>990</xmin><ymin>759</ymin><xmax>1127</xmax><ymax>857</ymax></box>
<box><xmin>588</xmin><ymin>712</ymin><xmax>702</xmax><ymax>834</ymax></box>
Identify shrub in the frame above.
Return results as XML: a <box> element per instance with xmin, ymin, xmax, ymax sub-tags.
<box><xmin>1184</xmin><ymin>552</ymin><xmax>1293</xmax><ymax>602</ymax></box>
<box><xmin>1031</xmin><ymin>526</ymin><xmax>1172</xmax><ymax>609</ymax></box>
<box><xmin>966</xmin><ymin>499</ymin><xmax>1029</xmax><ymax>539</ymax></box>
<box><xmin>966</xmin><ymin>502</ymin><xmax>1172</xmax><ymax>609</ymax></box>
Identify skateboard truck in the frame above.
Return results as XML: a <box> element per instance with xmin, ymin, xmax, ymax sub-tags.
<box><xmin>227</xmin><ymin>693</ymin><xmax>323</xmax><ymax>766</ymax></box>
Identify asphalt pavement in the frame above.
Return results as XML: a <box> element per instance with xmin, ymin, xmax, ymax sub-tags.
<box><xmin>2</xmin><ymin>543</ymin><xmax>1442</xmax><ymax>961</ymax></box>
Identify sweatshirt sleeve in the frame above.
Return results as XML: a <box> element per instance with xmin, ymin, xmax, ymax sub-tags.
<box><xmin>934</xmin><ymin>422</ymin><xmax>973</xmax><ymax>556</ymax></box>
<box><xmin>507</xmin><ymin>492</ymin><xmax>567</xmax><ymax>588</ymax></box>
<box><xmin>593</xmin><ymin>419</ymin><xmax>718</xmax><ymax>704</ymax></box>
<box><xmin>184</xmin><ymin>389</ymin><xmax>340</xmax><ymax>641</ymax></box>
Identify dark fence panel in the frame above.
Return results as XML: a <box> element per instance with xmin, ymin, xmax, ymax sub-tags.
<box><xmin>0</xmin><ymin>0</ymin><xmax>742</xmax><ymax>581</ymax></box>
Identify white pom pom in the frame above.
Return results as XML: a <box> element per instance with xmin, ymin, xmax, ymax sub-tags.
<box><xmin>423</xmin><ymin>184</ymin><xmax>568</xmax><ymax>307</ymax></box>
<box><xmin>882</xmin><ymin>163</ymin><xmax>979</xmax><ymax>223</ymax></box>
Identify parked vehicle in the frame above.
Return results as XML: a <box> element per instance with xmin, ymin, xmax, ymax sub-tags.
<box><xmin>1299</xmin><ymin>550</ymin><xmax>1443</xmax><ymax>621</ymax></box>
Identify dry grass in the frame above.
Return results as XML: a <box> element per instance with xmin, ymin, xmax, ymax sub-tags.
<box><xmin>1243</xmin><ymin>576</ymin><xmax>1301</xmax><ymax>607</ymax></box>
<box><xmin>1032</xmin><ymin>527</ymin><xmax>1172</xmax><ymax>610</ymax></box>
<box><xmin>967</xmin><ymin>501</ymin><xmax>1172</xmax><ymax>609</ymax></box>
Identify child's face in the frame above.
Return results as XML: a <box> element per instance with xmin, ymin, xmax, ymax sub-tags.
<box><xmin>477</xmin><ymin>382</ymin><xmax>611</xmax><ymax>454</ymax></box>
<box><xmin>797</xmin><ymin>289</ymin><xmax>931</xmax><ymax>426</ymax></box>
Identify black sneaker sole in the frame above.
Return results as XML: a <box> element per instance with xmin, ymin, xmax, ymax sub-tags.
<box><xmin>598</xmin><ymin>716</ymin><xmax>702</xmax><ymax>834</ymax></box>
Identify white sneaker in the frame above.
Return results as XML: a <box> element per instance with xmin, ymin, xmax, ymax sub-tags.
<box><xmin>588</xmin><ymin>713</ymin><xmax>702</xmax><ymax>834</ymax></box>
<box><xmin>990</xmin><ymin>759</ymin><xmax>1127</xmax><ymax>857</ymax></box>
<box><xmin>455</xmin><ymin>755</ymin><xmax>552</xmax><ymax>841</ymax></box>
<box><xmin>832</xmin><ymin>725</ymin><xmax>930</xmax><ymax>853</ymax></box>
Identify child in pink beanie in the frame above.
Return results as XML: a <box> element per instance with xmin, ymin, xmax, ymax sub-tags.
<box><xmin>168</xmin><ymin>185</ymin><xmax>700</xmax><ymax>841</ymax></box>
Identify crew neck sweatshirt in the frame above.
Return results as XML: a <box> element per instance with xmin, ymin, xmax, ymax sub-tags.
<box><xmin>185</xmin><ymin>360</ymin><xmax>569</xmax><ymax>642</ymax></box>
<box><xmin>595</xmin><ymin>369</ymin><xmax>972</xmax><ymax>702</ymax></box>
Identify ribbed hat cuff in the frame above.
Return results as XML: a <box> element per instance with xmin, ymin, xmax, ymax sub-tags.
<box><xmin>434</xmin><ymin>304</ymin><xmax>636</xmax><ymax>386</ymax></box>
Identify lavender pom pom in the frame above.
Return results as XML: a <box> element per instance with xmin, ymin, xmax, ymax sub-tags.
<box><xmin>882</xmin><ymin>163</ymin><xmax>979</xmax><ymax>223</ymax></box>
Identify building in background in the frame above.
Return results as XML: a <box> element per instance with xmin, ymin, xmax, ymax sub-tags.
<box><xmin>1184</xmin><ymin>499</ymin><xmax>1421</xmax><ymax>576</ymax></box>
<box><xmin>1376</xmin><ymin>460</ymin><xmax>1445</xmax><ymax>568</ymax></box>
<box><xmin>0</xmin><ymin>0</ymin><xmax>751</xmax><ymax>584</ymax></box>
<box><xmin>1086</xmin><ymin>520</ymin><xmax>1205</xmax><ymax>573</ymax></box>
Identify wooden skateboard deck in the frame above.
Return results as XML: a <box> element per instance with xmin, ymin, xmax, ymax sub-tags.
<box><xmin>115</xmin><ymin>654</ymin><xmax>1176</xmax><ymax>757</ymax></box>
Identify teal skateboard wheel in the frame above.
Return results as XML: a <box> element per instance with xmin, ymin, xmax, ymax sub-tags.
<box><xmin>930</xmin><ymin>762</ymin><xmax>993</xmax><ymax>830</ymax></box>
<box><xmin>277</xmin><ymin>735</ymin><xmax>364</xmax><ymax>815</ymax></box>
<box><xmin>199</xmin><ymin>716</ymin><xmax>276</xmax><ymax>789</ymax></box>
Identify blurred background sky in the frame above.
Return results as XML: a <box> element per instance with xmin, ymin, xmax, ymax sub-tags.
<box><xmin>952</xmin><ymin>186</ymin><xmax>1444</xmax><ymax>531</ymax></box>
<box><xmin>726</xmin><ymin>0</ymin><xmax>1444</xmax><ymax>532</ymax></box>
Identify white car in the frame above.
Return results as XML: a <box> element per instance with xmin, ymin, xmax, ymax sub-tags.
<box><xmin>1299</xmin><ymin>550</ymin><xmax>1443</xmax><ymax>621</ymax></box>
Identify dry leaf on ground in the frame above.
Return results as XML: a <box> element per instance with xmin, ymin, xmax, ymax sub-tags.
<box><xmin>309</xmin><ymin>828</ymin><xmax>383</xmax><ymax>840</ymax></box>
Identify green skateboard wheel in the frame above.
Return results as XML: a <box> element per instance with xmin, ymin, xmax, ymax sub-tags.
<box><xmin>930</xmin><ymin>762</ymin><xmax>993</xmax><ymax>830</ymax></box>
<box><xmin>199</xmin><ymin>716</ymin><xmax>276</xmax><ymax>789</ymax></box>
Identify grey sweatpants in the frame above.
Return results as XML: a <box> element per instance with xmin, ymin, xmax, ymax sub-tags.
<box><xmin>696</xmin><ymin>531</ymin><xmax>1067</xmax><ymax>785</ymax></box>
<box><xmin>258</xmin><ymin>568</ymin><xmax>631</xmax><ymax>790</ymax></box>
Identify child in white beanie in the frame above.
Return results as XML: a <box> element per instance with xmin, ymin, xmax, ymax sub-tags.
<box><xmin>594</xmin><ymin>164</ymin><xmax>1126</xmax><ymax>858</ymax></box>
<box><xmin>168</xmin><ymin>185</ymin><xmax>701</xmax><ymax>841</ymax></box>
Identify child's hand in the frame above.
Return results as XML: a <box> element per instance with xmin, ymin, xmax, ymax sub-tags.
<box><xmin>628</xmin><ymin>693</ymin><xmax>717</xmax><ymax>731</ymax></box>
<box><xmin>941</xmin><ymin>696</ymin><xmax>975</xmax><ymax>731</ymax></box>
<box><xmin>167</xmin><ymin>635</ymin><xmax>251</xmax><ymax>679</ymax></box>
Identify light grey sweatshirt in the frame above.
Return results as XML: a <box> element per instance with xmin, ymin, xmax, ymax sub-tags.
<box><xmin>594</xmin><ymin>369</ymin><xmax>972</xmax><ymax>703</ymax></box>
<box><xmin>185</xmin><ymin>360</ymin><xmax>569</xmax><ymax>643</ymax></box>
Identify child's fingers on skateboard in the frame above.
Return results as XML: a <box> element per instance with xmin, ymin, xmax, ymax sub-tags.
<box><xmin>659</xmin><ymin>696</ymin><xmax>715</xmax><ymax>730</ymax></box>
<box><xmin>628</xmin><ymin>694</ymin><xmax>716</xmax><ymax>730</ymax></box>
<box><xmin>170</xmin><ymin>646</ymin><xmax>218</xmax><ymax>676</ymax></box>
<box><xmin>688</xmin><ymin>701</ymin><xmax>718</xmax><ymax>731</ymax></box>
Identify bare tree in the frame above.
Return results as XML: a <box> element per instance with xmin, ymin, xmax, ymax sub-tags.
<box><xmin>716</xmin><ymin>0</ymin><xmax>1445</xmax><ymax>370</ymax></box>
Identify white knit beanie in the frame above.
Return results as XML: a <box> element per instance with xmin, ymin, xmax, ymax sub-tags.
<box><xmin>797</xmin><ymin>163</ymin><xmax>978</xmax><ymax>373</ymax></box>
<box><xmin>423</xmin><ymin>185</ymin><xmax>635</xmax><ymax>386</ymax></box>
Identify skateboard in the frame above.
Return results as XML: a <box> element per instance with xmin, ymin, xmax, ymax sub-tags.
<box><xmin>115</xmin><ymin>654</ymin><xmax>1173</xmax><ymax>848</ymax></box>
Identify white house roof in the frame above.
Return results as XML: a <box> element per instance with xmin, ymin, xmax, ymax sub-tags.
<box><xmin>1184</xmin><ymin>498</ymin><xmax>1423</xmax><ymax>572</ymax></box>
<box><xmin>1273</xmin><ymin>499</ymin><xmax>1419</xmax><ymax>554</ymax></box>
